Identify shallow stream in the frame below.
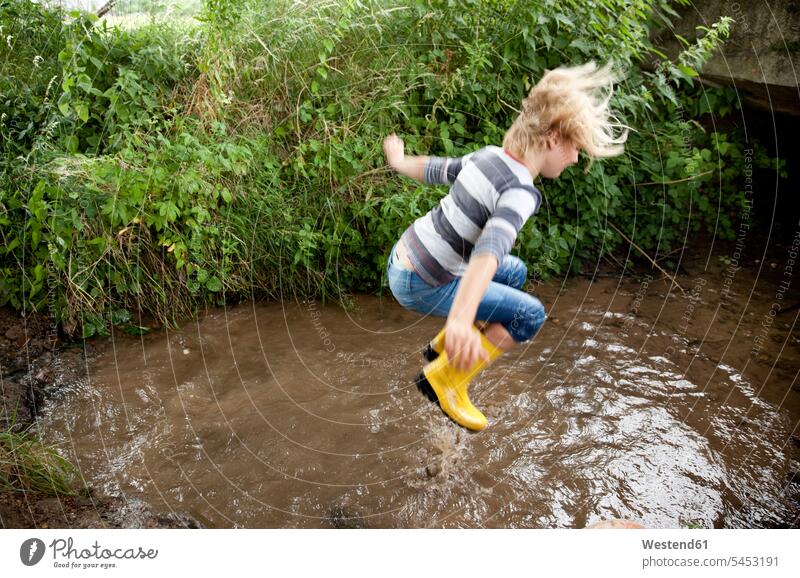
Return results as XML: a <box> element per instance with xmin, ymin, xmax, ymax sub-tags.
<box><xmin>39</xmin><ymin>254</ymin><xmax>800</xmax><ymax>528</ymax></box>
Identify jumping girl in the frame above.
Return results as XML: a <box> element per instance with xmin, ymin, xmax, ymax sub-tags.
<box><xmin>383</xmin><ymin>62</ymin><xmax>628</xmax><ymax>431</ymax></box>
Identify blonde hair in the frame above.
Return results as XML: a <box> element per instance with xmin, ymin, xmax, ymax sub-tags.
<box><xmin>503</xmin><ymin>62</ymin><xmax>629</xmax><ymax>165</ymax></box>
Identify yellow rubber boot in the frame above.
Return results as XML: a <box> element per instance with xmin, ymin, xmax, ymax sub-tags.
<box><xmin>423</xmin><ymin>324</ymin><xmax>483</xmax><ymax>361</ymax></box>
<box><xmin>423</xmin><ymin>327</ymin><xmax>447</xmax><ymax>361</ymax></box>
<box><xmin>416</xmin><ymin>330</ymin><xmax>504</xmax><ymax>431</ymax></box>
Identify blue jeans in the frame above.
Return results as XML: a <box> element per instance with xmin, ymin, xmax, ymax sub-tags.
<box><xmin>386</xmin><ymin>243</ymin><xmax>546</xmax><ymax>343</ymax></box>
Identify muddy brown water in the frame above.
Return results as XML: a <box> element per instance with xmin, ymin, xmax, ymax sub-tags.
<box><xmin>38</xmin><ymin>256</ymin><xmax>800</xmax><ymax>528</ymax></box>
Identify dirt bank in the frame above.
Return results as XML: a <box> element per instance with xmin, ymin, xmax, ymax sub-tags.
<box><xmin>0</xmin><ymin>308</ymin><xmax>203</xmax><ymax>529</ymax></box>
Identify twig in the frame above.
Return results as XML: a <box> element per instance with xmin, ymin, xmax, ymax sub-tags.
<box><xmin>607</xmin><ymin>221</ymin><xmax>687</xmax><ymax>294</ymax></box>
<box><xmin>97</xmin><ymin>0</ymin><xmax>117</xmax><ymax>19</ymax></box>
<box><xmin>632</xmin><ymin>170</ymin><xmax>714</xmax><ymax>187</ymax></box>
<box><xmin>777</xmin><ymin>302</ymin><xmax>800</xmax><ymax>316</ymax></box>
<box><xmin>603</xmin><ymin>251</ymin><xmax>626</xmax><ymax>271</ymax></box>
<box><xmin>575</xmin><ymin>272</ymin><xmax>624</xmax><ymax>279</ymax></box>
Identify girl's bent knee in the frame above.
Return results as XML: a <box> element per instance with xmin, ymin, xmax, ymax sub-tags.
<box><xmin>495</xmin><ymin>255</ymin><xmax>528</xmax><ymax>290</ymax></box>
<box><xmin>511</xmin><ymin>259</ymin><xmax>528</xmax><ymax>290</ymax></box>
<box><xmin>506</xmin><ymin>296</ymin><xmax>546</xmax><ymax>342</ymax></box>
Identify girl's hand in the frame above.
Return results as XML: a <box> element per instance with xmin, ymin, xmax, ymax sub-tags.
<box><xmin>383</xmin><ymin>133</ymin><xmax>405</xmax><ymax>169</ymax></box>
<box><xmin>444</xmin><ymin>320</ymin><xmax>489</xmax><ymax>372</ymax></box>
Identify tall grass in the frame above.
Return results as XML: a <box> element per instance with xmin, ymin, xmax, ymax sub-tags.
<box><xmin>0</xmin><ymin>428</ymin><xmax>85</xmax><ymax>495</ymax></box>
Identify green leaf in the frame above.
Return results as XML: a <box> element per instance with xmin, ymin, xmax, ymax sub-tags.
<box><xmin>569</xmin><ymin>38</ymin><xmax>592</xmax><ymax>52</ymax></box>
<box><xmin>111</xmin><ymin>309</ymin><xmax>132</xmax><ymax>325</ymax></box>
<box><xmin>82</xmin><ymin>322</ymin><xmax>97</xmax><ymax>339</ymax></box>
<box><xmin>65</xmin><ymin>135</ymin><xmax>79</xmax><ymax>154</ymax></box>
<box><xmin>33</xmin><ymin>264</ymin><xmax>45</xmax><ymax>284</ymax></box>
<box><xmin>123</xmin><ymin>325</ymin><xmax>152</xmax><ymax>336</ymax></box>
<box><xmin>90</xmin><ymin>56</ymin><xmax>105</xmax><ymax>70</ymax></box>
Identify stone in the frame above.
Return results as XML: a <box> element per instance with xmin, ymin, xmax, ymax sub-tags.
<box><xmin>586</xmin><ymin>519</ymin><xmax>646</xmax><ymax>529</ymax></box>
<box><xmin>34</xmin><ymin>367</ymin><xmax>52</xmax><ymax>384</ymax></box>
<box><xmin>425</xmin><ymin>463</ymin><xmax>441</xmax><ymax>478</ymax></box>
<box><xmin>5</xmin><ymin>325</ymin><xmax>24</xmax><ymax>341</ymax></box>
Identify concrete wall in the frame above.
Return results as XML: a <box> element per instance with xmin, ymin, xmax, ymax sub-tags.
<box><xmin>654</xmin><ymin>0</ymin><xmax>800</xmax><ymax>115</ymax></box>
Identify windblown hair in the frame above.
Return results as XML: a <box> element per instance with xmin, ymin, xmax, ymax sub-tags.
<box><xmin>502</xmin><ymin>62</ymin><xmax>629</xmax><ymax>165</ymax></box>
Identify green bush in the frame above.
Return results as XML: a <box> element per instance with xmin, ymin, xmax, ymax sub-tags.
<box><xmin>0</xmin><ymin>0</ymin><xmax>786</xmax><ymax>335</ymax></box>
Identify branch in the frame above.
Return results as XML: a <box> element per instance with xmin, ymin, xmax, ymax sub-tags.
<box><xmin>97</xmin><ymin>0</ymin><xmax>118</xmax><ymax>19</ymax></box>
<box><xmin>633</xmin><ymin>169</ymin><xmax>714</xmax><ymax>187</ymax></box>
<box><xmin>607</xmin><ymin>221</ymin><xmax>687</xmax><ymax>294</ymax></box>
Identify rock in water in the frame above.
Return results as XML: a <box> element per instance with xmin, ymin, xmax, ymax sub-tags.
<box><xmin>586</xmin><ymin>519</ymin><xmax>645</xmax><ymax>529</ymax></box>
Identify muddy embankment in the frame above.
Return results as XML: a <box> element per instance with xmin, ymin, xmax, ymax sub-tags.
<box><xmin>0</xmin><ymin>311</ymin><xmax>201</xmax><ymax>528</ymax></box>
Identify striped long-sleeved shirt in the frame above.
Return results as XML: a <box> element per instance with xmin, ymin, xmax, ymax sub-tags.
<box><xmin>400</xmin><ymin>145</ymin><xmax>542</xmax><ymax>286</ymax></box>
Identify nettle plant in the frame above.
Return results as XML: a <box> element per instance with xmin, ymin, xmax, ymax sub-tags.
<box><xmin>0</xmin><ymin>3</ymin><xmax>247</xmax><ymax>333</ymax></box>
